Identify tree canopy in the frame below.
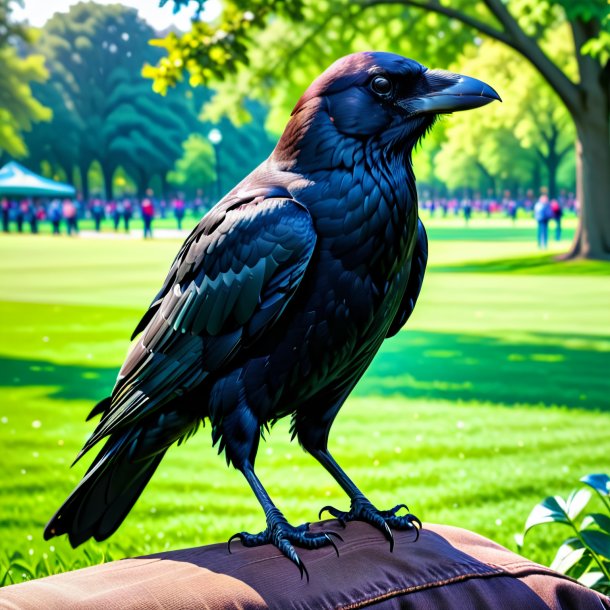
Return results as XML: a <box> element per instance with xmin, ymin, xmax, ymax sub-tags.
<box><xmin>152</xmin><ymin>0</ymin><xmax>610</xmax><ymax>260</ymax></box>
<box><xmin>25</xmin><ymin>2</ymin><xmax>198</xmax><ymax>198</ymax></box>
<box><xmin>0</xmin><ymin>0</ymin><xmax>50</xmax><ymax>159</ymax></box>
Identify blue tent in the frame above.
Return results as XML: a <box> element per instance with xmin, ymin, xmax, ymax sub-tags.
<box><xmin>0</xmin><ymin>162</ymin><xmax>76</xmax><ymax>197</ymax></box>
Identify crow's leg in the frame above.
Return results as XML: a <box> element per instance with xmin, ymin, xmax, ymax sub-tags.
<box><xmin>230</xmin><ymin>461</ymin><xmax>342</xmax><ymax>578</ymax></box>
<box><xmin>310</xmin><ymin>448</ymin><xmax>421</xmax><ymax>550</ymax></box>
<box><xmin>219</xmin><ymin>403</ymin><xmax>340</xmax><ymax>578</ymax></box>
<box><xmin>295</xmin><ymin>411</ymin><xmax>420</xmax><ymax>550</ymax></box>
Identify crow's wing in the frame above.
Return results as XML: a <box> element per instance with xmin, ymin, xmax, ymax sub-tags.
<box><xmin>386</xmin><ymin>218</ymin><xmax>428</xmax><ymax>338</ymax></box>
<box><xmin>80</xmin><ymin>195</ymin><xmax>316</xmax><ymax>457</ymax></box>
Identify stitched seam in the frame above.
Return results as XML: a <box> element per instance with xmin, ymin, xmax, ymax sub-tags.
<box><xmin>335</xmin><ymin>568</ymin><xmax>504</xmax><ymax>610</ymax></box>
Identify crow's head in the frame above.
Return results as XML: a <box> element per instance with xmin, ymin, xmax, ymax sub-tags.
<box><xmin>289</xmin><ymin>51</ymin><xmax>500</xmax><ymax>151</ymax></box>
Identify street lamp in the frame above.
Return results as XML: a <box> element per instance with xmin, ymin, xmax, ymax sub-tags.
<box><xmin>208</xmin><ymin>128</ymin><xmax>222</xmax><ymax>203</ymax></box>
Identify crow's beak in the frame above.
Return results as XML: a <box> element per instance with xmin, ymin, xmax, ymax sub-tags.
<box><xmin>402</xmin><ymin>69</ymin><xmax>501</xmax><ymax>116</ymax></box>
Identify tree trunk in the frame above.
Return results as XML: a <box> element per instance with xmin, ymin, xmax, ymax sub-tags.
<box><xmin>160</xmin><ymin>172</ymin><xmax>169</xmax><ymax>198</ymax></box>
<box><xmin>136</xmin><ymin>170</ymin><xmax>148</xmax><ymax>199</ymax></box>
<box><xmin>545</xmin><ymin>153</ymin><xmax>559</xmax><ymax>200</ymax></box>
<box><xmin>79</xmin><ymin>164</ymin><xmax>90</xmax><ymax>202</ymax></box>
<box><xmin>103</xmin><ymin>166</ymin><xmax>115</xmax><ymax>200</ymax></box>
<box><xmin>565</xmin><ymin>116</ymin><xmax>610</xmax><ymax>260</ymax></box>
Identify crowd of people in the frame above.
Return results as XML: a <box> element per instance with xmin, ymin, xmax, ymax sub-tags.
<box><xmin>420</xmin><ymin>189</ymin><xmax>575</xmax><ymax>248</ymax></box>
<box><xmin>0</xmin><ymin>195</ymin><xmax>210</xmax><ymax>239</ymax></box>
<box><xmin>1</xmin><ymin>189</ymin><xmax>575</xmax><ymax>247</ymax></box>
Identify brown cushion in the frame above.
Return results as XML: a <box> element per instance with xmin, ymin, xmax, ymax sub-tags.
<box><xmin>1</xmin><ymin>522</ymin><xmax>608</xmax><ymax>609</ymax></box>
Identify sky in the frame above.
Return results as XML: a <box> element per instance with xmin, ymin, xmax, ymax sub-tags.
<box><xmin>12</xmin><ymin>0</ymin><xmax>222</xmax><ymax>31</ymax></box>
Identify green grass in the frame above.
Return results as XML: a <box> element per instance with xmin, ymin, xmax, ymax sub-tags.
<box><xmin>0</xmin><ymin>216</ymin><xmax>609</xmax><ymax>585</ymax></box>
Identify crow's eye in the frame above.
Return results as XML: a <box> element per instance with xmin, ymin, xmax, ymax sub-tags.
<box><xmin>370</xmin><ymin>75</ymin><xmax>393</xmax><ymax>97</ymax></box>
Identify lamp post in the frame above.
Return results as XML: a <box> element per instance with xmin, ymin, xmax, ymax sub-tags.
<box><xmin>208</xmin><ymin>128</ymin><xmax>223</xmax><ymax>203</ymax></box>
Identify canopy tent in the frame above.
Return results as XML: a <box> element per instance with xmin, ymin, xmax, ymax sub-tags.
<box><xmin>0</xmin><ymin>162</ymin><xmax>76</xmax><ymax>198</ymax></box>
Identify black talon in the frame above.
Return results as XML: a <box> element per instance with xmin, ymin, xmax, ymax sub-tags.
<box><xmin>412</xmin><ymin>524</ymin><xmax>421</xmax><ymax>542</ymax></box>
<box><xmin>326</xmin><ymin>531</ymin><xmax>344</xmax><ymax>543</ymax></box>
<box><xmin>384</xmin><ymin>522</ymin><xmax>395</xmax><ymax>552</ymax></box>
<box><xmin>318</xmin><ymin>505</ymin><xmax>336</xmax><ymax>520</ymax></box>
<box><xmin>410</xmin><ymin>514</ymin><xmax>423</xmax><ymax>529</ymax></box>
<box><xmin>227</xmin><ymin>532</ymin><xmax>243</xmax><ymax>553</ymax></box>
<box><xmin>324</xmin><ymin>533</ymin><xmax>340</xmax><ymax>557</ymax></box>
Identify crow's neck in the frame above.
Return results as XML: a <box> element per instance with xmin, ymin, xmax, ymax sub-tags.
<box><xmin>273</xmin><ymin>100</ymin><xmax>418</xmax><ymax>209</ymax></box>
<box><xmin>273</xmin><ymin>101</ymin><xmax>419</xmax><ymax>277</ymax></box>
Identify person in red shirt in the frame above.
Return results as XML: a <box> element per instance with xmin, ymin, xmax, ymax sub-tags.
<box><xmin>141</xmin><ymin>198</ymin><xmax>154</xmax><ymax>239</ymax></box>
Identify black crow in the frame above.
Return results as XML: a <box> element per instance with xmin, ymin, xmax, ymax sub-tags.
<box><xmin>44</xmin><ymin>52</ymin><xmax>499</xmax><ymax>576</ymax></box>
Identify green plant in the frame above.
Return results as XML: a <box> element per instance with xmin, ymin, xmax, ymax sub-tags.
<box><xmin>518</xmin><ymin>474</ymin><xmax>610</xmax><ymax>594</ymax></box>
<box><xmin>1</xmin><ymin>548</ymin><xmax>114</xmax><ymax>586</ymax></box>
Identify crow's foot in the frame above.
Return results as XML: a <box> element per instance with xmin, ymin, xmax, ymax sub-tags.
<box><xmin>228</xmin><ymin>508</ymin><xmax>342</xmax><ymax>580</ymax></box>
<box><xmin>319</xmin><ymin>495</ymin><xmax>421</xmax><ymax>551</ymax></box>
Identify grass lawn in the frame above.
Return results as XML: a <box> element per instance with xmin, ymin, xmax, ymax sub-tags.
<box><xmin>0</xmin><ymin>215</ymin><xmax>608</xmax><ymax>585</ymax></box>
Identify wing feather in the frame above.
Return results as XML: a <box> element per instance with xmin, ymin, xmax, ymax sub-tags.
<box><xmin>80</xmin><ymin>196</ymin><xmax>316</xmax><ymax>458</ymax></box>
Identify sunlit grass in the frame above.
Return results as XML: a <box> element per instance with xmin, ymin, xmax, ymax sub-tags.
<box><xmin>0</xmin><ymin>218</ymin><xmax>608</xmax><ymax>585</ymax></box>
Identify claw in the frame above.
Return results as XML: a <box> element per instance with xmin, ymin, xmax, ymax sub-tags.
<box><xmin>410</xmin><ymin>514</ymin><xmax>423</xmax><ymax>529</ymax></box>
<box><xmin>412</xmin><ymin>523</ymin><xmax>421</xmax><ymax>542</ymax></box>
<box><xmin>296</xmin><ymin>557</ymin><xmax>309</xmax><ymax>582</ymax></box>
<box><xmin>318</xmin><ymin>505</ymin><xmax>346</xmax><ymax>527</ymax></box>
<box><xmin>383</xmin><ymin>521</ymin><xmax>395</xmax><ymax>552</ymax></box>
<box><xmin>326</xmin><ymin>531</ymin><xmax>344</xmax><ymax>543</ymax></box>
<box><xmin>324</xmin><ymin>533</ymin><xmax>340</xmax><ymax>557</ymax></box>
<box><xmin>227</xmin><ymin>532</ymin><xmax>243</xmax><ymax>554</ymax></box>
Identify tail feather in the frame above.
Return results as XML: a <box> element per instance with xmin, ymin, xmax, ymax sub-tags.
<box><xmin>44</xmin><ymin>433</ymin><xmax>166</xmax><ymax>547</ymax></box>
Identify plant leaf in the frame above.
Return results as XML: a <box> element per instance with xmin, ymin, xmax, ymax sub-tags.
<box><xmin>581</xmin><ymin>530</ymin><xmax>610</xmax><ymax>561</ymax></box>
<box><xmin>524</xmin><ymin>495</ymin><xmax>571</xmax><ymax>534</ymax></box>
<box><xmin>567</xmin><ymin>488</ymin><xmax>591</xmax><ymax>520</ymax></box>
<box><xmin>580</xmin><ymin>474</ymin><xmax>610</xmax><ymax>496</ymax></box>
<box><xmin>550</xmin><ymin>537</ymin><xmax>586</xmax><ymax>574</ymax></box>
<box><xmin>514</xmin><ymin>533</ymin><xmax>524</xmax><ymax>550</ymax></box>
<box><xmin>578</xmin><ymin>570</ymin><xmax>607</xmax><ymax>591</ymax></box>
<box><xmin>581</xmin><ymin>513</ymin><xmax>610</xmax><ymax>534</ymax></box>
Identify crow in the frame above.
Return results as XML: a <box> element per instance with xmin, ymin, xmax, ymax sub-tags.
<box><xmin>44</xmin><ymin>52</ymin><xmax>499</xmax><ymax>576</ymax></box>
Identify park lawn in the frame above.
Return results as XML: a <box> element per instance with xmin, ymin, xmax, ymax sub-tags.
<box><xmin>0</xmin><ymin>219</ymin><xmax>608</xmax><ymax>585</ymax></box>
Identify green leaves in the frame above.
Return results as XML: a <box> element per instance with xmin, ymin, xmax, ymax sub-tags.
<box><xmin>521</xmin><ymin>473</ymin><xmax>610</xmax><ymax>595</ymax></box>
<box><xmin>581</xmin><ymin>474</ymin><xmax>610</xmax><ymax>496</ymax></box>
<box><xmin>525</xmin><ymin>495</ymin><xmax>572</xmax><ymax>532</ymax></box>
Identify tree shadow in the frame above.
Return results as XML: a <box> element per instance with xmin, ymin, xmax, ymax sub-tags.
<box><xmin>357</xmin><ymin>330</ymin><xmax>610</xmax><ymax>411</ymax></box>
<box><xmin>0</xmin><ymin>356</ymin><xmax>117</xmax><ymax>401</ymax></box>
<box><xmin>1</xmin><ymin>329</ymin><xmax>607</xmax><ymax>412</ymax></box>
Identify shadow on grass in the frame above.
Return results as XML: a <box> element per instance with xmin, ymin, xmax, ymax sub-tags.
<box><xmin>357</xmin><ymin>330</ymin><xmax>610</xmax><ymax>411</ymax></box>
<box><xmin>0</xmin><ymin>356</ymin><xmax>117</xmax><ymax>401</ymax></box>
<box><xmin>433</xmin><ymin>254</ymin><xmax>610</xmax><ymax>275</ymax></box>
<box><xmin>1</xmin><ymin>329</ymin><xmax>608</xmax><ymax>412</ymax></box>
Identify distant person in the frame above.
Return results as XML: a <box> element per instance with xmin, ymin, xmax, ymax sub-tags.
<box><xmin>507</xmin><ymin>200</ymin><xmax>517</xmax><ymax>223</ymax></box>
<box><xmin>27</xmin><ymin>201</ymin><xmax>38</xmax><ymax>234</ymax></box>
<box><xmin>91</xmin><ymin>199</ymin><xmax>105</xmax><ymax>232</ymax></box>
<box><xmin>48</xmin><ymin>199</ymin><xmax>62</xmax><ymax>234</ymax></box>
<box><xmin>123</xmin><ymin>199</ymin><xmax>133</xmax><ymax>232</ymax></box>
<box><xmin>63</xmin><ymin>199</ymin><xmax>78</xmax><ymax>236</ymax></box>
<box><xmin>141</xmin><ymin>198</ymin><xmax>154</xmax><ymax>239</ymax></box>
<box><xmin>550</xmin><ymin>198</ymin><xmax>563</xmax><ymax>241</ymax></box>
<box><xmin>534</xmin><ymin>194</ymin><xmax>552</xmax><ymax>249</ymax></box>
<box><xmin>172</xmin><ymin>197</ymin><xmax>185</xmax><ymax>230</ymax></box>
<box><xmin>1</xmin><ymin>198</ymin><xmax>9</xmax><ymax>232</ymax></box>
<box><xmin>16</xmin><ymin>200</ymin><xmax>26</xmax><ymax>233</ymax></box>
<box><xmin>462</xmin><ymin>200</ymin><xmax>472</xmax><ymax>224</ymax></box>
<box><xmin>113</xmin><ymin>200</ymin><xmax>124</xmax><ymax>231</ymax></box>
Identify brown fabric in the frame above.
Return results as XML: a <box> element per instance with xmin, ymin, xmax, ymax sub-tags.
<box><xmin>1</xmin><ymin>522</ymin><xmax>608</xmax><ymax>609</ymax></box>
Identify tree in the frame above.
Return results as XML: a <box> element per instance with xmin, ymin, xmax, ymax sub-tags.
<box><xmin>152</xmin><ymin>0</ymin><xmax>610</xmax><ymax>260</ymax></box>
<box><xmin>0</xmin><ymin>0</ymin><xmax>50</xmax><ymax>159</ymax></box>
<box><xmin>435</xmin><ymin>38</ymin><xmax>574</xmax><ymax>198</ymax></box>
<box><xmin>168</xmin><ymin>133</ymin><xmax>216</xmax><ymax>196</ymax></box>
<box><xmin>29</xmin><ymin>2</ymin><xmax>196</xmax><ymax>199</ymax></box>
